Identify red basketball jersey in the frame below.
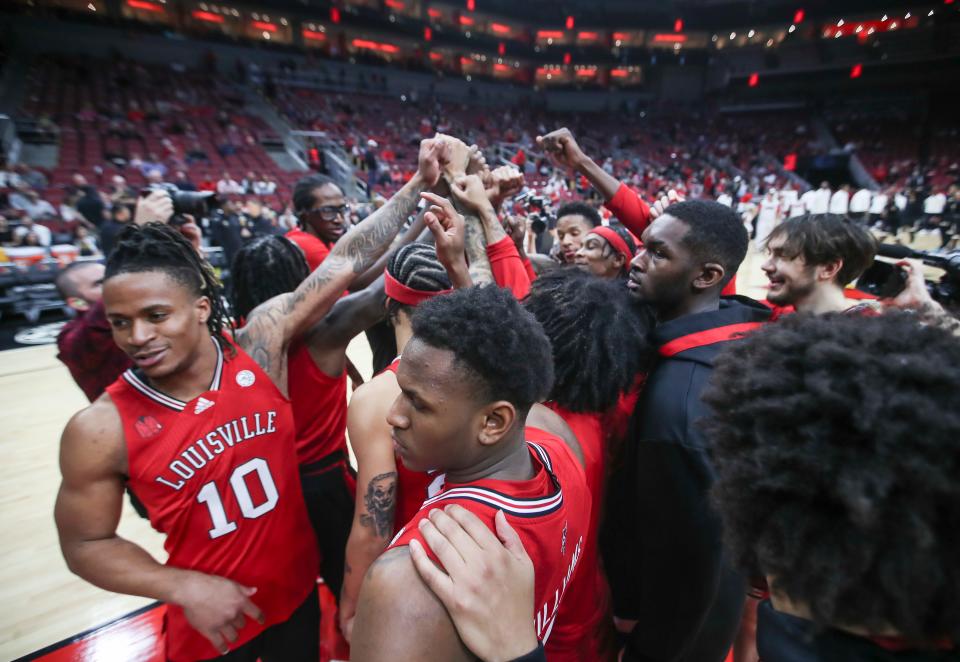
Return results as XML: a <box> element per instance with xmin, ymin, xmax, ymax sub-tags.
<box><xmin>389</xmin><ymin>427</ymin><xmax>591</xmax><ymax>646</ymax></box>
<box><xmin>382</xmin><ymin>357</ymin><xmax>434</xmax><ymax>529</ymax></box>
<box><xmin>288</xmin><ymin>341</ymin><xmax>349</xmax><ymax>467</ymax></box>
<box><xmin>106</xmin><ymin>339</ymin><xmax>319</xmax><ymax>662</ymax></box>
<box><xmin>543</xmin><ymin>405</ymin><xmax>617</xmax><ymax>661</ymax></box>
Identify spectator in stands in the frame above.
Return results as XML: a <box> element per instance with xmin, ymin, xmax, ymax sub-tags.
<box><xmin>11</xmin><ymin>190</ymin><xmax>56</xmax><ymax>220</ymax></box>
<box><xmin>74</xmin><ymin>226</ymin><xmax>101</xmax><ymax>257</ymax></box>
<box><xmin>0</xmin><ymin>162</ymin><xmax>22</xmax><ymax>188</ymax></box>
<box><xmin>253</xmin><ymin>174</ymin><xmax>277</xmax><ymax>196</ymax></box>
<box><xmin>172</xmin><ymin>170</ymin><xmax>196</xmax><ymax>191</ymax></box>
<box><xmin>216</xmin><ymin>171</ymin><xmax>243</xmax><ymax>195</ymax></box>
<box><xmin>829</xmin><ymin>184</ymin><xmax>850</xmax><ymax>216</ymax></box>
<box><xmin>244</xmin><ymin>198</ymin><xmax>281</xmax><ymax>237</ymax></box>
<box><xmin>17</xmin><ymin>164</ymin><xmax>47</xmax><ymax>190</ymax></box>
<box><xmin>76</xmin><ymin>185</ymin><xmax>105</xmax><ymax>227</ymax></box>
<box><xmin>98</xmin><ymin>203</ymin><xmax>133</xmax><ymax>257</ymax></box>
<box><xmin>59</xmin><ymin>192</ymin><xmax>85</xmax><ymax>226</ymax></box>
<box><xmin>185</xmin><ymin>141</ymin><xmax>209</xmax><ymax>163</ymax></box>
<box><xmin>209</xmin><ymin>199</ymin><xmax>247</xmax><ymax>265</ymax></box>
<box><xmin>109</xmin><ymin>175</ymin><xmax>135</xmax><ymax>205</ymax></box>
<box><xmin>278</xmin><ymin>204</ymin><xmax>298</xmax><ymax>231</ymax></box>
<box><xmin>240</xmin><ymin>171</ymin><xmax>257</xmax><ymax>194</ymax></box>
<box><xmin>145</xmin><ymin>168</ymin><xmax>164</xmax><ymax>186</ymax></box>
<box><xmin>13</xmin><ymin>216</ymin><xmax>52</xmax><ymax>247</ymax></box>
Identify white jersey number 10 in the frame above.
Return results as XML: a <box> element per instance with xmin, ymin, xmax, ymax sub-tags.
<box><xmin>196</xmin><ymin>458</ymin><xmax>279</xmax><ymax>539</ymax></box>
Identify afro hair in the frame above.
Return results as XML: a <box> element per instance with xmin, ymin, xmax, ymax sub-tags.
<box><xmin>702</xmin><ymin>311</ymin><xmax>960</xmax><ymax>644</ymax></box>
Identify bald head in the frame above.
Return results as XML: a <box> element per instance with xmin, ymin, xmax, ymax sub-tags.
<box><xmin>55</xmin><ymin>262</ymin><xmax>105</xmax><ymax>310</ymax></box>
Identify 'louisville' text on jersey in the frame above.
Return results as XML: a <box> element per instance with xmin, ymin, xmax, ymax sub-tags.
<box><xmin>155</xmin><ymin>411</ymin><xmax>278</xmax><ymax>491</ymax></box>
<box><xmin>537</xmin><ymin>534</ymin><xmax>584</xmax><ymax>642</ymax></box>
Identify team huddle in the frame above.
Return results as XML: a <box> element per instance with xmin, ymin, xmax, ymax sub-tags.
<box><xmin>53</xmin><ymin>131</ymin><xmax>959</xmax><ymax>662</ymax></box>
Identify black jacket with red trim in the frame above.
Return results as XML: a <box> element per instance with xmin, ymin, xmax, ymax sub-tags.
<box><xmin>601</xmin><ymin>296</ymin><xmax>773</xmax><ymax>662</ymax></box>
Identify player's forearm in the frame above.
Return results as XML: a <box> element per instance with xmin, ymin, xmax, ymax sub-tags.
<box><xmin>478</xmin><ymin>205</ymin><xmax>509</xmax><ymax>246</ymax></box>
<box><xmin>349</xmin><ymin>211</ymin><xmax>428</xmax><ymax>292</ymax></box>
<box><xmin>342</xmin><ymin>528</ymin><xmax>392</xmax><ymax>617</ymax></box>
<box><xmin>573</xmin><ymin>153</ymin><xmax>621</xmax><ymax>201</ymax></box>
<box><xmin>463</xmin><ymin>215</ymin><xmax>493</xmax><ymax>285</ymax></box>
<box><xmin>334</xmin><ymin>174</ymin><xmax>427</xmax><ymax>275</ymax></box>
<box><xmin>62</xmin><ymin>535</ymin><xmax>189</xmax><ymax>604</ymax></box>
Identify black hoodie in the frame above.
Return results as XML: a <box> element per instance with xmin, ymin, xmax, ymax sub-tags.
<box><xmin>601</xmin><ymin>296</ymin><xmax>774</xmax><ymax>662</ymax></box>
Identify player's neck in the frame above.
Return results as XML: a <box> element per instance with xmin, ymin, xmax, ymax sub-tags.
<box><xmin>146</xmin><ymin>335</ymin><xmax>220</xmax><ymax>402</ymax></box>
<box><xmin>446</xmin><ymin>431</ymin><xmax>534</xmax><ymax>484</ymax></box>
<box><xmin>795</xmin><ymin>284</ymin><xmax>848</xmax><ymax>315</ymax></box>
<box><xmin>657</xmin><ymin>293</ymin><xmax>720</xmax><ymax>323</ymax></box>
<box><xmin>394</xmin><ymin>322</ymin><xmax>413</xmax><ymax>355</ymax></box>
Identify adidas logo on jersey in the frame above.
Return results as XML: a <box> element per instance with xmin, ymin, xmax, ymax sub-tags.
<box><xmin>194</xmin><ymin>397</ymin><xmax>215</xmax><ymax>414</ymax></box>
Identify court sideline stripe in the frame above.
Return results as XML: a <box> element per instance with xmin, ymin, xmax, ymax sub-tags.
<box><xmin>12</xmin><ymin>602</ymin><xmax>162</xmax><ymax>661</ymax></box>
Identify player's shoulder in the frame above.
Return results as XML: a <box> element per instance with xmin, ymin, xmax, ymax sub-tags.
<box><xmin>66</xmin><ymin>392</ymin><xmax>123</xmax><ymax>437</ymax></box>
<box><xmin>61</xmin><ymin>393</ymin><xmax>127</xmax><ymax>469</ymax></box>
<box><xmin>351</xmin><ymin>370</ymin><xmax>398</xmax><ymax>409</ymax></box>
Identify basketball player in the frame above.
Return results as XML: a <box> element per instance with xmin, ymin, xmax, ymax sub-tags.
<box><xmin>523</xmin><ymin>269</ymin><xmax>654</xmax><ymax>661</ymax></box>
<box><xmin>54</xmin><ymin>137</ymin><xmax>451</xmax><ymax>661</ymax></box>
<box><xmin>602</xmin><ymin>200</ymin><xmax>772</xmax><ymax>662</ymax></box>
<box><xmin>755</xmin><ymin>188</ymin><xmax>782</xmax><ymax>245</ymax></box>
<box><xmin>762</xmin><ymin>214</ymin><xmax>878</xmax><ymax>314</ymax></box>
<box><xmin>338</xmin><ymin>241</ymin><xmax>457</xmax><ymax>639</ymax></box>
<box><xmin>229</xmin><ymin>235</ymin><xmax>388</xmax><ymax>601</ymax></box>
<box><xmin>703</xmin><ymin>312</ymin><xmax>960</xmax><ymax>661</ymax></box>
<box><xmin>350</xmin><ymin>285</ymin><xmax>592</xmax><ymax>661</ymax></box>
<box><xmin>285</xmin><ymin>173</ymin><xmax>349</xmax><ymax>270</ymax></box>
<box><xmin>573</xmin><ymin>224</ymin><xmax>637</xmax><ymax>279</ymax></box>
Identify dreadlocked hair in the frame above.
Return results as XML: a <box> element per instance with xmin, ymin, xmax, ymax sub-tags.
<box><xmin>386</xmin><ymin>242</ymin><xmax>452</xmax><ymax>323</ymax></box>
<box><xmin>702</xmin><ymin>311</ymin><xmax>960</xmax><ymax>645</ymax></box>
<box><xmin>105</xmin><ymin>222</ymin><xmax>231</xmax><ymax>354</ymax></box>
<box><xmin>230</xmin><ymin>235</ymin><xmax>309</xmax><ymax>322</ymax></box>
<box><xmin>523</xmin><ymin>269</ymin><xmax>655</xmax><ymax>412</ymax></box>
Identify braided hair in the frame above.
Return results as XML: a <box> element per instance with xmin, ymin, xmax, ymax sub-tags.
<box><xmin>523</xmin><ymin>269</ymin><xmax>654</xmax><ymax>412</ymax></box>
<box><xmin>386</xmin><ymin>242</ymin><xmax>452</xmax><ymax>323</ymax></box>
<box><xmin>230</xmin><ymin>235</ymin><xmax>309</xmax><ymax>322</ymax></box>
<box><xmin>105</xmin><ymin>222</ymin><xmax>231</xmax><ymax>354</ymax></box>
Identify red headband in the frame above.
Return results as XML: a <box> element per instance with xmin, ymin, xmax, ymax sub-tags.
<box><xmin>590</xmin><ymin>226</ymin><xmax>634</xmax><ymax>263</ymax></box>
<box><xmin>384</xmin><ymin>270</ymin><xmax>453</xmax><ymax>306</ymax></box>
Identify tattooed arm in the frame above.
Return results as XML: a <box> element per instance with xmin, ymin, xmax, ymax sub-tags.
<box><xmin>340</xmin><ymin>372</ymin><xmax>403</xmax><ymax>641</ymax></box>
<box><xmin>236</xmin><ymin>138</ymin><xmax>448</xmax><ymax>393</ymax></box>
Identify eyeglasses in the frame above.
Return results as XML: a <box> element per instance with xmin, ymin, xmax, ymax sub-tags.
<box><xmin>307</xmin><ymin>204</ymin><xmax>349</xmax><ymax>221</ymax></box>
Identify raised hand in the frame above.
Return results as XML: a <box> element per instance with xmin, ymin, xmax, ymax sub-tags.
<box><xmin>433</xmin><ymin>133</ymin><xmax>473</xmax><ymax>178</ymax></box>
<box><xmin>649</xmin><ymin>189</ymin><xmax>684</xmax><ymax>220</ymax></box>
<box><xmin>417</xmin><ymin>137</ymin><xmax>452</xmax><ymax>188</ymax></box>
<box><xmin>173</xmin><ymin>571</ymin><xmax>264</xmax><ymax>655</ymax></box>
<box><xmin>134</xmin><ymin>189</ymin><xmax>174</xmax><ymax>226</ymax></box>
<box><xmin>449</xmin><ymin>174</ymin><xmax>494</xmax><ymax>215</ymax></box>
<box><xmin>487</xmin><ymin>165</ymin><xmax>525</xmax><ymax>209</ymax></box>
<box><xmin>536</xmin><ymin>127</ymin><xmax>587</xmax><ymax>171</ymax></box>
<box><xmin>421</xmin><ymin>192</ymin><xmax>470</xmax><ymax>287</ymax></box>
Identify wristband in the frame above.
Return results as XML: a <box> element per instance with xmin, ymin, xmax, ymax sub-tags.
<box><xmin>508</xmin><ymin>642</ymin><xmax>545</xmax><ymax>662</ymax></box>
